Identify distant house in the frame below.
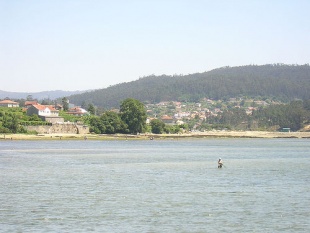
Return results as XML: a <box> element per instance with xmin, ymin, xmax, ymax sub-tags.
<box><xmin>176</xmin><ymin>120</ymin><xmax>185</xmax><ymax>125</ymax></box>
<box><xmin>27</xmin><ymin>104</ymin><xmax>59</xmax><ymax>116</ymax></box>
<box><xmin>0</xmin><ymin>99</ymin><xmax>19</xmax><ymax>108</ymax></box>
<box><xmin>67</xmin><ymin>107</ymin><xmax>89</xmax><ymax>116</ymax></box>
<box><xmin>174</xmin><ymin>112</ymin><xmax>190</xmax><ymax>119</ymax></box>
<box><xmin>146</xmin><ymin>117</ymin><xmax>156</xmax><ymax>124</ymax></box>
<box><xmin>27</xmin><ymin>104</ymin><xmax>64</xmax><ymax>123</ymax></box>
<box><xmin>161</xmin><ymin>115</ymin><xmax>174</xmax><ymax>125</ymax></box>
<box><xmin>24</xmin><ymin>100</ymin><xmax>38</xmax><ymax>108</ymax></box>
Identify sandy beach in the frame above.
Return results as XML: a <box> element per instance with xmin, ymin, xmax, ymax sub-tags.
<box><xmin>1</xmin><ymin>131</ymin><xmax>310</xmax><ymax>140</ymax></box>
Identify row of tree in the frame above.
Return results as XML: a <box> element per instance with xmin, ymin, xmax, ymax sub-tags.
<box><xmin>86</xmin><ymin>98</ymin><xmax>147</xmax><ymax>134</ymax></box>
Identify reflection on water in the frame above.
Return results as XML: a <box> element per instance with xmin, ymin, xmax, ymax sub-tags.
<box><xmin>0</xmin><ymin>139</ymin><xmax>310</xmax><ymax>232</ymax></box>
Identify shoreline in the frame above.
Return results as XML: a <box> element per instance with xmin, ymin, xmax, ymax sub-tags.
<box><xmin>1</xmin><ymin>131</ymin><xmax>310</xmax><ymax>140</ymax></box>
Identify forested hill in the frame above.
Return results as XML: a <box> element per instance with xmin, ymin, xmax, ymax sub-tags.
<box><xmin>68</xmin><ymin>64</ymin><xmax>310</xmax><ymax>108</ymax></box>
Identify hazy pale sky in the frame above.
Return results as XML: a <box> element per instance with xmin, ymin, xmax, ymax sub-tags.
<box><xmin>1</xmin><ymin>0</ymin><xmax>309</xmax><ymax>92</ymax></box>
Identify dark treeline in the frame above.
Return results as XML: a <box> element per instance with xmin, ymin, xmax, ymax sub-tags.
<box><xmin>67</xmin><ymin>64</ymin><xmax>310</xmax><ymax>109</ymax></box>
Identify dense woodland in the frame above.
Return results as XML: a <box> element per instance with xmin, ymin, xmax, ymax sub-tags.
<box><xmin>67</xmin><ymin>64</ymin><xmax>310</xmax><ymax>109</ymax></box>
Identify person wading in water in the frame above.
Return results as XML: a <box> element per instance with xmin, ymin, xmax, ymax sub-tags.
<box><xmin>218</xmin><ymin>158</ymin><xmax>223</xmax><ymax>168</ymax></box>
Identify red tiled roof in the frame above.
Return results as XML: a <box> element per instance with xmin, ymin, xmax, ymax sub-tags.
<box><xmin>32</xmin><ymin>104</ymin><xmax>47</xmax><ymax>110</ymax></box>
<box><xmin>25</xmin><ymin>101</ymin><xmax>38</xmax><ymax>106</ymax></box>
<box><xmin>32</xmin><ymin>104</ymin><xmax>58</xmax><ymax>111</ymax></box>
<box><xmin>69</xmin><ymin>107</ymin><xmax>81</xmax><ymax>111</ymax></box>
<box><xmin>0</xmin><ymin>100</ymin><xmax>18</xmax><ymax>104</ymax></box>
<box><xmin>68</xmin><ymin>107</ymin><xmax>88</xmax><ymax>113</ymax></box>
<box><xmin>45</xmin><ymin>105</ymin><xmax>58</xmax><ymax>111</ymax></box>
<box><xmin>161</xmin><ymin>115</ymin><xmax>173</xmax><ymax>120</ymax></box>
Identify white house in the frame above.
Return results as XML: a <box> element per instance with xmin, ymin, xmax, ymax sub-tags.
<box><xmin>67</xmin><ymin>107</ymin><xmax>89</xmax><ymax>116</ymax></box>
<box><xmin>27</xmin><ymin>104</ymin><xmax>59</xmax><ymax>116</ymax></box>
<box><xmin>27</xmin><ymin>104</ymin><xmax>64</xmax><ymax>123</ymax></box>
<box><xmin>0</xmin><ymin>100</ymin><xmax>19</xmax><ymax>107</ymax></box>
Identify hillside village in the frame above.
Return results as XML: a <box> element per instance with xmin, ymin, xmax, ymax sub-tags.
<box><xmin>146</xmin><ymin>97</ymin><xmax>274</xmax><ymax>127</ymax></box>
<box><xmin>0</xmin><ymin>98</ymin><xmax>279</xmax><ymax>133</ymax></box>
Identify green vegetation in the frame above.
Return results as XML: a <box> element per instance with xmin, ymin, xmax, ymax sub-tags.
<box><xmin>84</xmin><ymin>98</ymin><xmax>147</xmax><ymax>134</ymax></box>
<box><xmin>0</xmin><ymin>107</ymin><xmax>43</xmax><ymax>133</ymax></box>
<box><xmin>85</xmin><ymin>98</ymin><xmax>184</xmax><ymax>135</ymax></box>
<box><xmin>67</xmin><ymin>64</ymin><xmax>310</xmax><ymax>109</ymax></box>
<box><xmin>59</xmin><ymin>110</ymin><xmax>82</xmax><ymax>123</ymax></box>
<box><xmin>150</xmin><ymin>119</ymin><xmax>165</xmax><ymax>134</ymax></box>
<box><xmin>252</xmin><ymin>100</ymin><xmax>309</xmax><ymax>131</ymax></box>
<box><xmin>62</xmin><ymin>97</ymin><xmax>69</xmax><ymax>111</ymax></box>
<box><xmin>86</xmin><ymin>111</ymin><xmax>127</xmax><ymax>134</ymax></box>
<box><xmin>120</xmin><ymin>98</ymin><xmax>147</xmax><ymax>134</ymax></box>
<box><xmin>87</xmin><ymin>103</ymin><xmax>96</xmax><ymax>115</ymax></box>
<box><xmin>191</xmin><ymin>99</ymin><xmax>310</xmax><ymax>132</ymax></box>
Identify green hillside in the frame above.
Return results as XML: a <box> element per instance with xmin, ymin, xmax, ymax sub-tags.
<box><xmin>68</xmin><ymin>64</ymin><xmax>310</xmax><ymax>108</ymax></box>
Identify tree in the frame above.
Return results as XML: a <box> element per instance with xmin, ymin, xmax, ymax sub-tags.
<box><xmin>81</xmin><ymin>101</ymin><xmax>88</xmax><ymax>109</ymax></box>
<box><xmin>100</xmin><ymin>111</ymin><xmax>127</xmax><ymax>134</ymax></box>
<box><xmin>164</xmin><ymin>124</ymin><xmax>181</xmax><ymax>134</ymax></box>
<box><xmin>150</xmin><ymin>119</ymin><xmax>165</xmax><ymax>134</ymax></box>
<box><xmin>252</xmin><ymin>100</ymin><xmax>309</xmax><ymax>131</ymax></box>
<box><xmin>120</xmin><ymin>98</ymin><xmax>147</xmax><ymax>134</ymax></box>
<box><xmin>2</xmin><ymin>113</ymin><xmax>19</xmax><ymax>133</ymax></box>
<box><xmin>88</xmin><ymin>116</ymin><xmax>104</xmax><ymax>134</ymax></box>
<box><xmin>86</xmin><ymin>111</ymin><xmax>127</xmax><ymax>134</ymax></box>
<box><xmin>10</xmin><ymin>114</ymin><xmax>19</xmax><ymax>133</ymax></box>
<box><xmin>88</xmin><ymin>104</ymin><xmax>96</xmax><ymax>115</ymax></box>
<box><xmin>41</xmin><ymin>99</ymin><xmax>52</xmax><ymax>105</ymax></box>
<box><xmin>26</xmin><ymin>95</ymin><xmax>33</xmax><ymax>101</ymax></box>
<box><xmin>62</xmin><ymin>97</ymin><xmax>69</xmax><ymax>111</ymax></box>
<box><xmin>100</xmin><ymin>111</ymin><xmax>126</xmax><ymax>134</ymax></box>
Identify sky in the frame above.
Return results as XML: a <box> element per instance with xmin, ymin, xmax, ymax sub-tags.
<box><xmin>1</xmin><ymin>0</ymin><xmax>309</xmax><ymax>92</ymax></box>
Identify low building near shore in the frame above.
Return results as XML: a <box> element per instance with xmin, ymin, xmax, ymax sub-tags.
<box><xmin>161</xmin><ymin>115</ymin><xmax>175</xmax><ymax>125</ymax></box>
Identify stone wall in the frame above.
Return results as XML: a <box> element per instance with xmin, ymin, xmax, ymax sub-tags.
<box><xmin>40</xmin><ymin>116</ymin><xmax>65</xmax><ymax>124</ymax></box>
<box><xmin>25</xmin><ymin>123</ymin><xmax>89</xmax><ymax>134</ymax></box>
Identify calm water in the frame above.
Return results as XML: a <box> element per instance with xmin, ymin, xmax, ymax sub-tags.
<box><xmin>0</xmin><ymin>138</ymin><xmax>309</xmax><ymax>232</ymax></box>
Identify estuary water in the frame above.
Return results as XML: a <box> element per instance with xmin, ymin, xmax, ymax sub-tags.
<box><xmin>0</xmin><ymin>138</ymin><xmax>309</xmax><ymax>232</ymax></box>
